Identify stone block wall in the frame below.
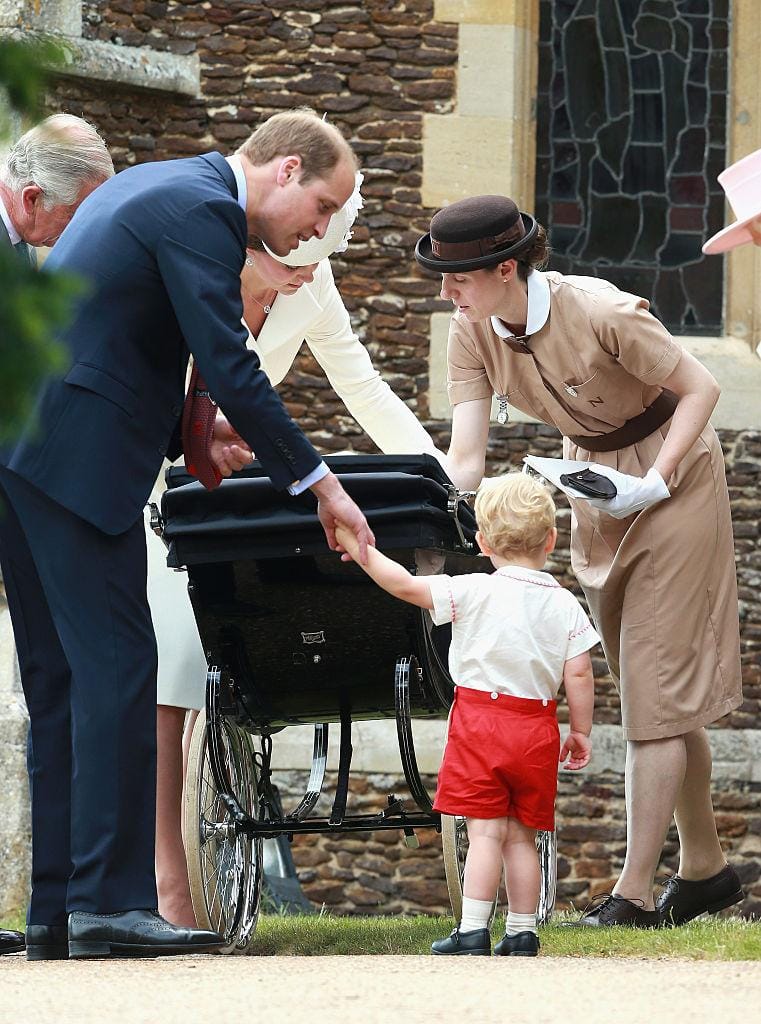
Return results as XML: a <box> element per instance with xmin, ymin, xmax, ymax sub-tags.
<box><xmin>274</xmin><ymin>768</ymin><xmax>761</xmax><ymax>919</ymax></box>
<box><xmin>0</xmin><ymin>597</ymin><xmax>28</xmax><ymax>919</ymax></box>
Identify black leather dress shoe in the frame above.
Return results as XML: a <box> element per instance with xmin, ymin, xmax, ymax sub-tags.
<box><xmin>26</xmin><ymin>925</ymin><xmax>69</xmax><ymax>961</ymax></box>
<box><xmin>0</xmin><ymin>928</ymin><xmax>25</xmax><ymax>955</ymax></box>
<box><xmin>68</xmin><ymin>910</ymin><xmax>224</xmax><ymax>959</ymax></box>
<box><xmin>431</xmin><ymin>927</ymin><xmax>491</xmax><ymax>956</ymax></box>
<box><xmin>657</xmin><ymin>864</ymin><xmax>744</xmax><ymax>926</ymax></box>
<box><xmin>568</xmin><ymin>893</ymin><xmax>661</xmax><ymax>928</ymax></box>
<box><xmin>493</xmin><ymin>930</ymin><xmax>540</xmax><ymax>956</ymax></box>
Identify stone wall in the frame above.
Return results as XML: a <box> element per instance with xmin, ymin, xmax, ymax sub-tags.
<box><xmin>275</xmin><ymin>767</ymin><xmax>761</xmax><ymax>919</ymax></box>
<box><xmin>0</xmin><ymin>595</ymin><xmax>28</xmax><ymax>919</ymax></box>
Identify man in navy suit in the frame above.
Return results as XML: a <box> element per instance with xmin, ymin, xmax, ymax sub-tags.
<box><xmin>0</xmin><ymin>109</ymin><xmax>373</xmax><ymax>960</ymax></box>
<box><xmin>0</xmin><ymin>111</ymin><xmax>113</xmax><ymax>959</ymax></box>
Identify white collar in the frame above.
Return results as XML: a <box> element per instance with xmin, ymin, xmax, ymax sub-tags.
<box><xmin>0</xmin><ymin>194</ymin><xmax>21</xmax><ymax>245</ymax></box>
<box><xmin>490</xmin><ymin>269</ymin><xmax>550</xmax><ymax>339</ymax></box>
<box><xmin>225</xmin><ymin>155</ymin><xmax>247</xmax><ymax>213</ymax></box>
<box><xmin>495</xmin><ymin>564</ymin><xmax>560</xmax><ymax>587</ymax></box>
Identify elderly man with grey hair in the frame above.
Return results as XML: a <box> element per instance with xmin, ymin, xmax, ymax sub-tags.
<box><xmin>0</xmin><ymin>111</ymin><xmax>111</xmax><ymax>958</ymax></box>
<box><xmin>0</xmin><ymin>112</ymin><xmax>113</xmax><ymax>264</ymax></box>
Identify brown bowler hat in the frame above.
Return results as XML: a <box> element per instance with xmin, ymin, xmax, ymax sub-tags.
<box><xmin>415</xmin><ymin>195</ymin><xmax>538</xmax><ymax>272</ymax></box>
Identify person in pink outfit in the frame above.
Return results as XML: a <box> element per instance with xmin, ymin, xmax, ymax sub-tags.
<box><xmin>702</xmin><ymin>146</ymin><xmax>761</xmax><ymax>254</ymax></box>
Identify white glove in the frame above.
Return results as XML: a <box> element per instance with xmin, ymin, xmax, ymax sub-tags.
<box><xmin>584</xmin><ymin>466</ymin><xmax>670</xmax><ymax>519</ymax></box>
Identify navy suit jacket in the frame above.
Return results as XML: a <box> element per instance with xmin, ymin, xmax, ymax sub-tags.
<box><xmin>2</xmin><ymin>152</ymin><xmax>321</xmax><ymax>534</ymax></box>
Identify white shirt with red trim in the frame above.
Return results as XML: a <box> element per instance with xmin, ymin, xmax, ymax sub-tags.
<box><xmin>427</xmin><ymin>566</ymin><xmax>600</xmax><ymax>700</ymax></box>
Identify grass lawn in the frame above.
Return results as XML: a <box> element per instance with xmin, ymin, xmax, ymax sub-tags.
<box><xmin>248</xmin><ymin>912</ymin><xmax>761</xmax><ymax>959</ymax></box>
<box><xmin>4</xmin><ymin>908</ymin><xmax>759</xmax><ymax>959</ymax></box>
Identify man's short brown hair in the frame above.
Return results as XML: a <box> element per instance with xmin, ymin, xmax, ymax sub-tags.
<box><xmin>237</xmin><ymin>108</ymin><xmax>357</xmax><ymax>183</ymax></box>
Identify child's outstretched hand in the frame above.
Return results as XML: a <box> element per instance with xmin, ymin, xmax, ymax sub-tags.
<box><xmin>335</xmin><ymin>520</ymin><xmax>361</xmax><ymax>563</ymax></box>
<box><xmin>560</xmin><ymin>731</ymin><xmax>591</xmax><ymax>770</ymax></box>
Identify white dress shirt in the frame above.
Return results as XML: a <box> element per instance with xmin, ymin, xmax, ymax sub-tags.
<box><xmin>0</xmin><ymin>194</ymin><xmax>22</xmax><ymax>244</ymax></box>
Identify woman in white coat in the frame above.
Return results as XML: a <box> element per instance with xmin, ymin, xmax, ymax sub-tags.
<box><xmin>152</xmin><ymin>177</ymin><xmax>443</xmax><ymax>925</ymax></box>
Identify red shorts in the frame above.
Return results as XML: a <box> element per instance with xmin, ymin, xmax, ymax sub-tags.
<box><xmin>433</xmin><ymin>686</ymin><xmax>560</xmax><ymax>830</ymax></box>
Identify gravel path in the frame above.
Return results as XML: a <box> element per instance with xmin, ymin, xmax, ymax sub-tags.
<box><xmin>2</xmin><ymin>954</ymin><xmax>761</xmax><ymax>1023</ymax></box>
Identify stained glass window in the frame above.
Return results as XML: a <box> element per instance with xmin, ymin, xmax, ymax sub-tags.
<box><xmin>535</xmin><ymin>0</ymin><xmax>730</xmax><ymax>334</ymax></box>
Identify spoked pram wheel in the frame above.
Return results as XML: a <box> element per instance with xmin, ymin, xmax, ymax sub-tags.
<box><xmin>441</xmin><ymin>816</ymin><xmax>557</xmax><ymax>925</ymax></box>
<box><xmin>184</xmin><ymin>705</ymin><xmax>263</xmax><ymax>954</ymax></box>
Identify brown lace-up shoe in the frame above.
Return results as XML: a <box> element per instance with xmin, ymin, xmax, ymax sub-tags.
<box><xmin>657</xmin><ymin>864</ymin><xmax>744</xmax><ymax>926</ymax></box>
<box><xmin>568</xmin><ymin>893</ymin><xmax>661</xmax><ymax>928</ymax></box>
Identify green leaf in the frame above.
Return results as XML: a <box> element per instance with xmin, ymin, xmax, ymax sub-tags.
<box><xmin>0</xmin><ymin>246</ymin><xmax>84</xmax><ymax>443</ymax></box>
<box><xmin>0</xmin><ymin>37</ymin><xmax>78</xmax><ymax>443</ymax></box>
<box><xmin>0</xmin><ymin>36</ymin><xmax>65</xmax><ymax>123</ymax></box>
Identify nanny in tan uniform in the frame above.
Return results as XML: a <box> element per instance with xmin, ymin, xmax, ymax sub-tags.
<box><xmin>416</xmin><ymin>195</ymin><xmax>744</xmax><ymax>928</ymax></box>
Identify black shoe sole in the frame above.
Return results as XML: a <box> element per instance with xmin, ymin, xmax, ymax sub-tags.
<box><xmin>0</xmin><ymin>945</ymin><xmax>25</xmax><ymax>956</ymax></box>
<box><xmin>430</xmin><ymin>948</ymin><xmax>490</xmax><ymax>956</ymax></box>
<box><xmin>662</xmin><ymin>888</ymin><xmax>745</xmax><ymax>927</ymax></box>
<box><xmin>68</xmin><ymin>941</ymin><xmax>225</xmax><ymax>959</ymax></box>
<box><xmin>26</xmin><ymin>944</ymin><xmax>69</xmax><ymax>961</ymax></box>
<box><xmin>495</xmin><ymin>950</ymin><xmax>539</xmax><ymax>957</ymax></box>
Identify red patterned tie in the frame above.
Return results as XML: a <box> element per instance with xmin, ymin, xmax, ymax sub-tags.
<box><xmin>181</xmin><ymin>364</ymin><xmax>222</xmax><ymax>490</ymax></box>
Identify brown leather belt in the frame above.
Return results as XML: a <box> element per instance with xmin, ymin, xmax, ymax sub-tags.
<box><xmin>567</xmin><ymin>390</ymin><xmax>678</xmax><ymax>453</ymax></box>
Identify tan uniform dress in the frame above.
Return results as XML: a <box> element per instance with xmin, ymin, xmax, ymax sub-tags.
<box><xmin>448</xmin><ymin>270</ymin><xmax>742</xmax><ymax>741</ymax></box>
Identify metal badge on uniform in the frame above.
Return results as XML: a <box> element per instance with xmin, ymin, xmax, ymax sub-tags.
<box><xmin>563</xmin><ymin>370</ymin><xmax>597</xmax><ymax>399</ymax></box>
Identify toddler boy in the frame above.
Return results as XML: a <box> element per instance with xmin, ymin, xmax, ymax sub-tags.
<box><xmin>335</xmin><ymin>472</ymin><xmax>598</xmax><ymax>955</ymax></box>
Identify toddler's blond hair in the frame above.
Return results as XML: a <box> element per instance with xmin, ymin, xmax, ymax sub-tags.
<box><xmin>475</xmin><ymin>472</ymin><xmax>556</xmax><ymax>555</ymax></box>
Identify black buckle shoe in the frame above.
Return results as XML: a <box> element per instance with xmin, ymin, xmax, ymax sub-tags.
<box><xmin>26</xmin><ymin>925</ymin><xmax>69</xmax><ymax>961</ymax></box>
<box><xmin>431</xmin><ymin>927</ymin><xmax>491</xmax><ymax>956</ymax></box>
<box><xmin>567</xmin><ymin>893</ymin><xmax>661</xmax><ymax>929</ymax></box>
<box><xmin>657</xmin><ymin>864</ymin><xmax>744</xmax><ymax>926</ymax></box>
<box><xmin>0</xmin><ymin>928</ymin><xmax>25</xmax><ymax>956</ymax></box>
<box><xmin>493</xmin><ymin>930</ymin><xmax>540</xmax><ymax>956</ymax></box>
<box><xmin>68</xmin><ymin>909</ymin><xmax>224</xmax><ymax>959</ymax></box>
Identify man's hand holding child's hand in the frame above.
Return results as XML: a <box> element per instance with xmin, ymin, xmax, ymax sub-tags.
<box><xmin>335</xmin><ymin>520</ymin><xmax>361</xmax><ymax>563</ymax></box>
<box><xmin>560</xmin><ymin>731</ymin><xmax>591</xmax><ymax>770</ymax></box>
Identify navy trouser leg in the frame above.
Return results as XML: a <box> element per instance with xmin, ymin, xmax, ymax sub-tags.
<box><xmin>0</xmin><ymin>467</ymin><xmax>158</xmax><ymax>915</ymax></box>
<box><xmin>0</xmin><ymin>490</ymin><xmax>72</xmax><ymax>925</ymax></box>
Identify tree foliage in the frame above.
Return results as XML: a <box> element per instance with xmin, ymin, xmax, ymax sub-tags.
<box><xmin>0</xmin><ymin>37</ymin><xmax>80</xmax><ymax>443</ymax></box>
<box><xmin>0</xmin><ymin>36</ymin><xmax>60</xmax><ymax>127</ymax></box>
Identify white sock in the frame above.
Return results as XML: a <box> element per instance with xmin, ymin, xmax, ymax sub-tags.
<box><xmin>506</xmin><ymin>911</ymin><xmax>537</xmax><ymax>936</ymax></box>
<box><xmin>460</xmin><ymin>896</ymin><xmax>493</xmax><ymax>933</ymax></box>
